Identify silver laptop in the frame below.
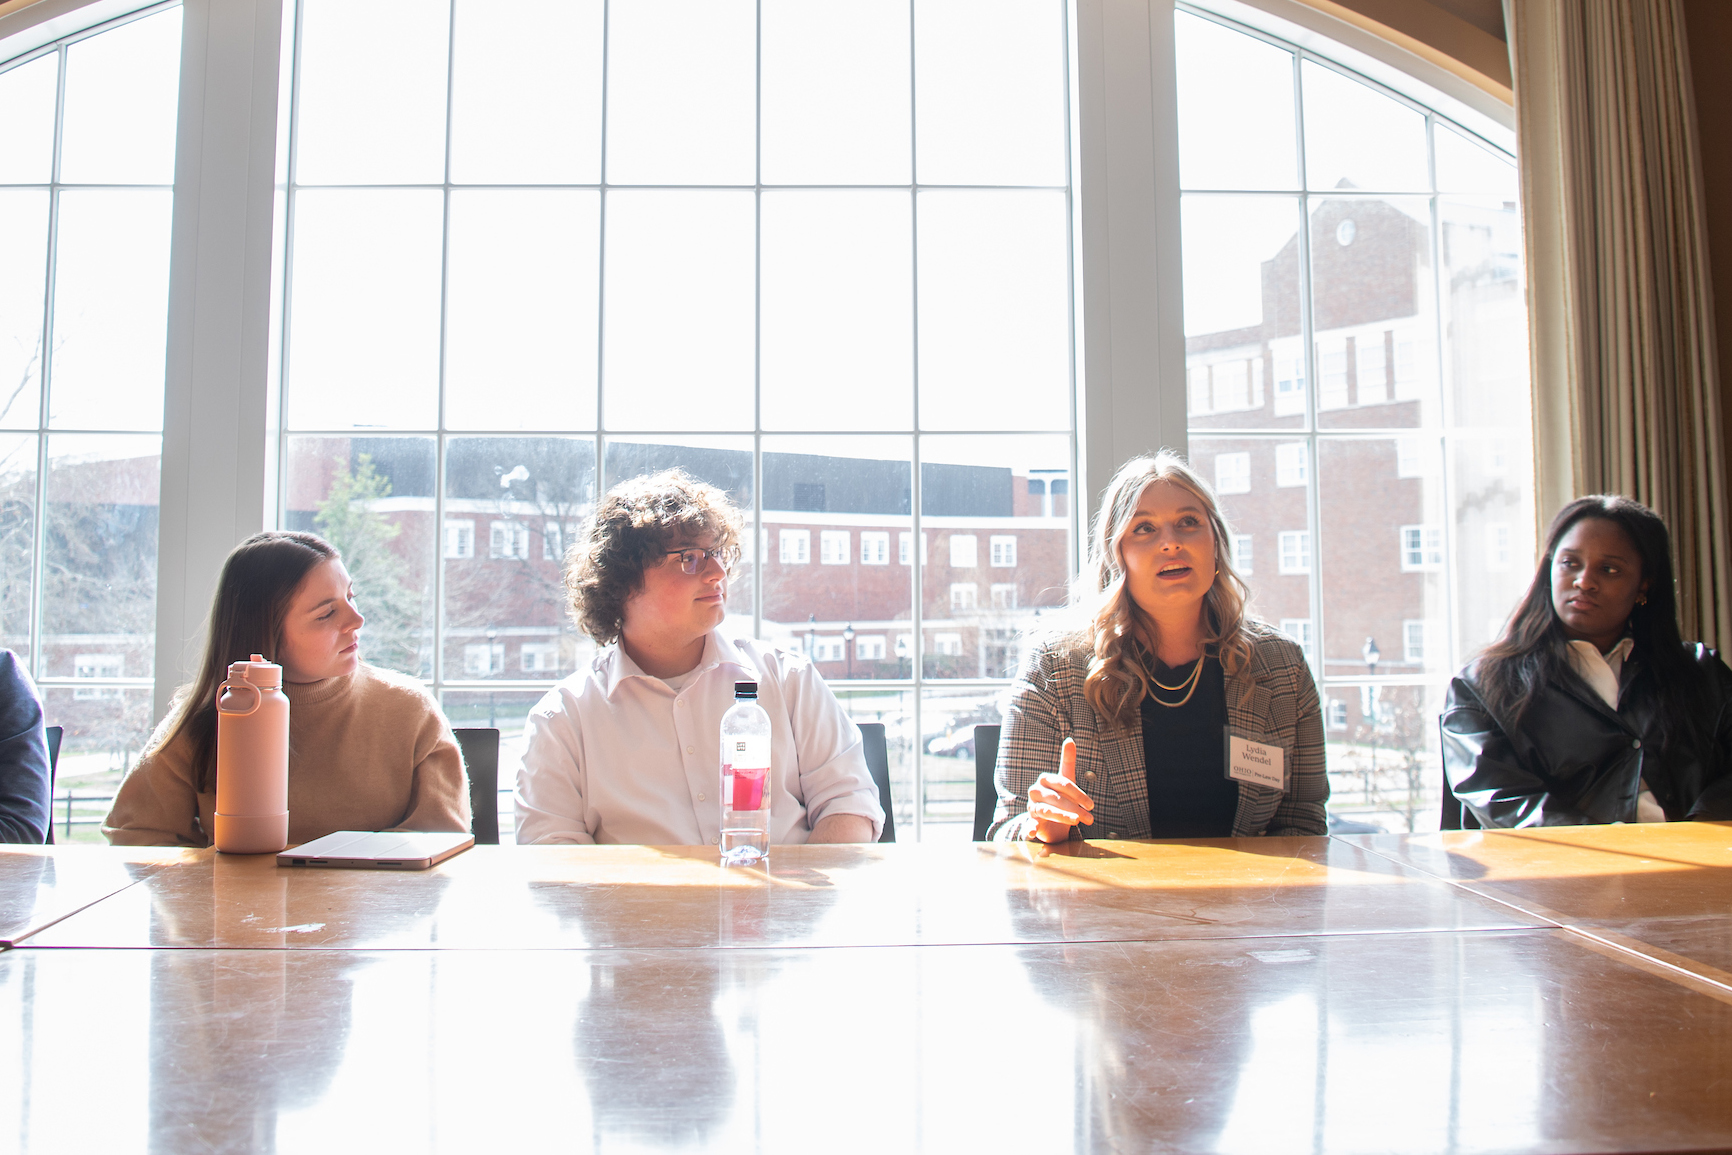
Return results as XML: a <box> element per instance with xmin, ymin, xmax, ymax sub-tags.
<box><xmin>277</xmin><ymin>830</ymin><xmax>474</xmax><ymax>870</ymax></box>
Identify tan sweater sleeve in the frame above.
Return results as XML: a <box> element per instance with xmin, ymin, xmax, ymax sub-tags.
<box><xmin>104</xmin><ymin>725</ymin><xmax>212</xmax><ymax>848</ymax></box>
<box><xmin>389</xmin><ymin>699</ymin><xmax>471</xmax><ymax>834</ymax></box>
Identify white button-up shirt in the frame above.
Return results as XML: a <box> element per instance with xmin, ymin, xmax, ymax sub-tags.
<box><xmin>514</xmin><ymin>631</ymin><xmax>884</xmax><ymax>845</ymax></box>
<box><xmin>1566</xmin><ymin>637</ymin><xmax>1635</xmax><ymax>709</ymax></box>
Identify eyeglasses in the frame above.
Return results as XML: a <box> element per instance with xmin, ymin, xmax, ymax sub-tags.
<box><xmin>664</xmin><ymin>545</ymin><xmax>740</xmax><ymax>575</ymax></box>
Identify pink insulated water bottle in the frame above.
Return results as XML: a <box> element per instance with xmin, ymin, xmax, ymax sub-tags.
<box><xmin>213</xmin><ymin>654</ymin><xmax>290</xmax><ymax>854</ymax></box>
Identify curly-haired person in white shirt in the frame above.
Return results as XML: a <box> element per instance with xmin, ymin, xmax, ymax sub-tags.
<box><xmin>513</xmin><ymin>468</ymin><xmax>883</xmax><ymax>846</ymax></box>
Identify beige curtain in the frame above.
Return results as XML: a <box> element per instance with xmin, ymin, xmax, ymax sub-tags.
<box><xmin>1509</xmin><ymin>0</ymin><xmax>1732</xmax><ymax>655</ymax></box>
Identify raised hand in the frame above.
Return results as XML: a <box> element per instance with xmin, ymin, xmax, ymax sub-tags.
<box><xmin>1026</xmin><ymin>737</ymin><xmax>1094</xmax><ymax>843</ymax></box>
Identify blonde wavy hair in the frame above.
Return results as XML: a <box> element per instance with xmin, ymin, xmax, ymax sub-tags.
<box><xmin>1077</xmin><ymin>450</ymin><xmax>1254</xmax><ymax>728</ymax></box>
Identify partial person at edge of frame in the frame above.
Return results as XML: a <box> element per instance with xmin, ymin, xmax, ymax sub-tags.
<box><xmin>1442</xmin><ymin>495</ymin><xmax>1732</xmax><ymax>827</ymax></box>
<box><xmin>988</xmin><ymin>450</ymin><xmax>1329</xmax><ymax>843</ymax></box>
<box><xmin>104</xmin><ymin>531</ymin><xmax>471</xmax><ymax>847</ymax></box>
<box><xmin>513</xmin><ymin>467</ymin><xmax>883</xmax><ymax>846</ymax></box>
<box><xmin>0</xmin><ymin>648</ymin><xmax>52</xmax><ymax>843</ymax></box>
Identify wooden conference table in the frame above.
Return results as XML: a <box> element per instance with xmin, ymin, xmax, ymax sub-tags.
<box><xmin>2</xmin><ymin>824</ymin><xmax>1730</xmax><ymax>1154</ymax></box>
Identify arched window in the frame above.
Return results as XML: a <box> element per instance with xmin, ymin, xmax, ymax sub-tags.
<box><xmin>280</xmin><ymin>0</ymin><xmax>1076</xmax><ymax>838</ymax></box>
<box><xmin>0</xmin><ymin>4</ymin><xmax>181</xmax><ymax>797</ymax></box>
<box><xmin>1177</xmin><ymin>6</ymin><xmax>1531</xmax><ymax>832</ymax></box>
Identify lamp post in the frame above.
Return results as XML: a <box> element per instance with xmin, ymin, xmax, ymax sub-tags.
<box><xmin>806</xmin><ymin>613</ymin><xmax>817</xmax><ymax>664</ymax></box>
<box><xmin>843</xmin><ymin>623</ymin><xmax>855</xmax><ymax>679</ymax></box>
<box><xmin>1361</xmin><ymin>636</ymin><xmax>1380</xmax><ymax>794</ymax></box>
<box><xmin>487</xmin><ymin>625</ymin><xmax>499</xmax><ymax>727</ymax></box>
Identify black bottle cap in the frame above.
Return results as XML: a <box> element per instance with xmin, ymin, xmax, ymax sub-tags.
<box><xmin>734</xmin><ymin>681</ymin><xmax>758</xmax><ymax>698</ymax></box>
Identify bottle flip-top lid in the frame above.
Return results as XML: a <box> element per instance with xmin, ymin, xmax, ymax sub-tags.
<box><xmin>227</xmin><ymin>654</ymin><xmax>282</xmax><ymax>688</ymax></box>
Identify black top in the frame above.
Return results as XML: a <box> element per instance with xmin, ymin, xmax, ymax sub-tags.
<box><xmin>1140</xmin><ymin>656</ymin><xmax>1236</xmax><ymax>838</ymax></box>
<box><xmin>0</xmin><ymin>649</ymin><xmax>51</xmax><ymax>844</ymax></box>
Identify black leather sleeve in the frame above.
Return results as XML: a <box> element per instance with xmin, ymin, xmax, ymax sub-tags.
<box><xmin>1440</xmin><ymin>675</ymin><xmax>1584</xmax><ymax>828</ymax></box>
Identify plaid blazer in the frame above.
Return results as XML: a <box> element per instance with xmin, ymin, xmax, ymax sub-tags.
<box><xmin>988</xmin><ymin>622</ymin><xmax>1329</xmax><ymax>840</ymax></box>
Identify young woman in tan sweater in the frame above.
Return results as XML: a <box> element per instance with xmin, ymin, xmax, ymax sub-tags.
<box><xmin>105</xmin><ymin>531</ymin><xmax>470</xmax><ymax>847</ymax></box>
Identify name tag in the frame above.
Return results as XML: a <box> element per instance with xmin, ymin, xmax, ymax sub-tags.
<box><xmin>1225</xmin><ymin>731</ymin><xmax>1285</xmax><ymax>790</ymax></box>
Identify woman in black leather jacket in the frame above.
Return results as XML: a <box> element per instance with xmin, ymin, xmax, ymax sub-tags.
<box><xmin>1442</xmin><ymin>495</ymin><xmax>1732</xmax><ymax>826</ymax></box>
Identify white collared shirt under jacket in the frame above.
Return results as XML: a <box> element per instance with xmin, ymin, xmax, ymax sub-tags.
<box><xmin>514</xmin><ymin>630</ymin><xmax>884</xmax><ymax>845</ymax></box>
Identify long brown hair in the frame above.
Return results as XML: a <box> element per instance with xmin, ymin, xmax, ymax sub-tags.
<box><xmin>1077</xmin><ymin>451</ymin><xmax>1254</xmax><ymax>728</ymax></box>
<box><xmin>1474</xmin><ymin>495</ymin><xmax>1706</xmax><ymax>756</ymax></box>
<box><xmin>148</xmin><ymin>531</ymin><xmax>340</xmax><ymax>791</ymax></box>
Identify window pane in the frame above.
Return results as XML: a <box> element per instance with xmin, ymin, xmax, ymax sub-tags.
<box><xmin>0</xmin><ymin>54</ymin><xmax>58</xmax><ymax>184</ymax></box>
<box><xmin>0</xmin><ymin>434</ymin><xmax>35</xmax><ymax>663</ymax></box>
<box><xmin>1174</xmin><ymin>13</ymin><xmax>1297</xmax><ymax>191</ymax></box>
<box><xmin>835</xmin><ymin>688</ymin><xmax>914</xmax><ymax>839</ymax></box>
<box><xmin>1312</xmin><ymin>196</ymin><xmax>1438</xmax><ymax>429</ymax></box>
<box><xmin>1188</xmin><ymin>435</ymin><xmax>1310</xmax><ymax>624</ymax></box>
<box><xmin>286</xmin><ymin>190</ymin><xmax>443</xmax><ymax>431</ymax></box>
<box><xmin>604</xmin><ymin>0</ymin><xmax>755</xmax><ymax>185</ymax></box>
<box><xmin>761</xmin><ymin>0</ymin><xmax>910</xmax><ymax>185</ymax></box>
<box><xmin>448</xmin><ymin>0</ymin><xmax>603</xmax><ymax>184</ymax></box>
<box><xmin>39</xmin><ymin>687</ymin><xmax>155</xmax><ymax>841</ymax></box>
<box><xmin>601</xmin><ymin>191</ymin><xmax>754</xmax><ymax>432</ymax></box>
<box><xmin>58</xmin><ymin>9</ymin><xmax>182</xmax><ymax>185</ymax></box>
<box><xmin>1318</xmin><ymin>436</ymin><xmax>1448</xmax><ymax>682</ymax></box>
<box><xmin>1301</xmin><ymin>61</ymin><xmax>1429</xmax><ymax>193</ymax></box>
<box><xmin>921</xmin><ymin>434</ymin><xmax>1068</xmax><ymax>679</ymax></box>
<box><xmin>1435</xmin><ymin>129</ymin><xmax>1517</xmax><ymax>200</ymax></box>
<box><xmin>1324</xmin><ymin>680</ymin><xmax>1446</xmax><ymax>833</ymax></box>
<box><xmin>0</xmin><ymin>190</ymin><xmax>49</xmax><ymax>430</ymax></box>
<box><xmin>285</xmin><ymin>436</ymin><xmax>437</xmax><ymax>678</ymax></box>
<box><xmin>602</xmin><ymin>435</ymin><xmax>755</xmax><ymax>628</ymax></box>
<box><xmin>1181</xmin><ymin>195</ymin><xmax>1304</xmax><ymax>431</ymax></box>
<box><xmin>443</xmin><ymin>437</ymin><xmax>594</xmax><ymax>682</ymax></box>
<box><xmin>920</xmin><ymin>685</ymin><xmax>1000</xmax><ymax>838</ymax></box>
<box><xmin>916</xmin><ymin>190</ymin><xmax>1069</xmax><ymax>431</ymax></box>
<box><xmin>760</xmin><ymin>191</ymin><xmax>912</xmax><ymax>431</ymax></box>
<box><xmin>40</xmin><ymin>434</ymin><xmax>159</xmax><ymax>678</ymax></box>
<box><xmin>914</xmin><ymin>0</ymin><xmax>1066</xmax><ymax>186</ymax></box>
<box><xmin>295</xmin><ymin>0</ymin><xmax>450</xmax><ymax>185</ymax></box>
<box><xmin>49</xmin><ymin>189</ymin><xmax>172</xmax><ymax>432</ymax></box>
<box><xmin>762</xmin><ymin>436</ymin><xmax>911</xmax><ymax>683</ymax></box>
<box><xmin>444</xmin><ymin>190</ymin><xmax>600</xmax><ymax>431</ymax></box>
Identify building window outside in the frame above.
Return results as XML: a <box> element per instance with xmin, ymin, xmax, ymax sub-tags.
<box><xmin>72</xmin><ymin>654</ymin><xmax>125</xmax><ymax>700</ymax></box>
<box><xmin>1357</xmin><ymin>335</ymin><xmax>1387</xmax><ymax>402</ymax></box>
<box><xmin>990</xmin><ymin>583</ymin><xmax>1018</xmax><ymax>609</ymax></box>
<box><xmin>819</xmin><ymin>529</ymin><xmax>850</xmax><ymax>565</ymax></box>
<box><xmin>859</xmin><ymin>531</ymin><xmax>890</xmax><ymax>565</ymax></box>
<box><xmin>520</xmin><ymin>643</ymin><xmax>559</xmax><ymax>673</ymax></box>
<box><xmin>1278</xmin><ymin>531</ymin><xmax>1310</xmax><ymax>575</ymax></box>
<box><xmin>464</xmin><ymin>643</ymin><xmax>504</xmax><ymax>676</ymax></box>
<box><xmin>490</xmin><ymin>520</ymin><xmax>530</xmax><ymax>560</ymax></box>
<box><xmin>811</xmin><ymin>637</ymin><xmax>845</xmax><ymax>663</ymax></box>
<box><xmin>779</xmin><ymin>530</ymin><xmax>810</xmax><ymax>565</ymax></box>
<box><xmin>1214</xmin><ymin>452</ymin><xmax>1251</xmax><ymax>494</ymax></box>
<box><xmin>1403</xmin><ymin>619</ymin><xmax>1436</xmax><ymax>665</ymax></box>
<box><xmin>445</xmin><ymin>520</ymin><xmax>476</xmax><ymax>559</ymax></box>
<box><xmin>1230</xmin><ymin>534</ymin><xmax>1253</xmax><ymax>575</ymax></box>
<box><xmin>856</xmin><ymin>635</ymin><xmax>887</xmax><ymax>661</ymax></box>
<box><xmin>1326</xmin><ymin>697</ymin><xmax>1348</xmax><ymax>730</ymax></box>
<box><xmin>1400</xmin><ymin>524</ymin><xmax>1444</xmax><ymax>571</ymax></box>
<box><xmin>932</xmin><ymin>633</ymin><xmax>963</xmax><ymax>657</ymax></box>
<box><xmin>1279</xmin><ymin>618</ymin><xmax>1313</xmax><ymax>661</ymax></box>
<box><xmin>898</xmin><ymin>531</ymin><xmax>927</xmax><ymax>566</ymax></box>
<box><xmin>948</xmin><ymin>535</ymin><xmax>978</xmax><ymax>569</ymax></box>
<box><xmin>989</xmin><ymin>535</ymin><xmax>1017</xmax><ymax>567</ymax></box>
<box><xmin>542</xmin><ymin>521</ymin><xmax>563</xmax><ymax>561</ymax></box>
<box><xmin>950</xmin><ymin>583</ymin><xmax>978</xmax><ymax>611</ymax></box>
<box><xmin>1486</xmin><ymin>522</ymin><xmax>1511</xmax><ymax>571</ymax></box>
<box><xmin>1275</xmin><ymin>442</ymin><xmax>1307</xmax><ymax>487</ymax></box>
<box><xmin>1396</xmin><ymin>436</ymin><xmax>1436</xmax><ymax>478</ymax></box>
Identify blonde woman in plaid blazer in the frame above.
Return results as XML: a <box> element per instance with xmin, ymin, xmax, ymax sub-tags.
<box><xmin>989</xmin><ymin>452</ymin><xmax>1328</xmax><ymax>842</ymax></box>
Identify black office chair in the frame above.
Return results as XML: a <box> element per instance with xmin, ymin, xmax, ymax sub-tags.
<box><xmin>1437</xmin><ymin>718</ymin><xmax>1480</xmax><ymax>831</ymax></box>
<box><xmin>972</xmin><ymin>724</ymin><xmax>1001</xmax><ymax>841</ymax></box>
<box><xmin>453</xmin><ymin>728</ymin><xmax>500</xmax><ymax>845</ymax></box>
<box><xmin>44</xmin><ymin>724</ymin><xmax>63</xmax><ymax>845</ymax></box>
<box><xmin>857</xmin><ymin>722</ymin><xmax>896</xmax><ymax>843</ymax></box>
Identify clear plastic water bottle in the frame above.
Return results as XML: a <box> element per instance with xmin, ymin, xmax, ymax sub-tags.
<box><xmin>719</xmin><ymin>681</ymin><xmax>772</xmax><ymax>866</ymax></box>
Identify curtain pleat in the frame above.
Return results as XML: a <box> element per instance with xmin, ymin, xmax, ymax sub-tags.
<box><xmin>1510</xmin><ymin>0</ymin><xmax>1732</xmax><ymax>654</ymax></box>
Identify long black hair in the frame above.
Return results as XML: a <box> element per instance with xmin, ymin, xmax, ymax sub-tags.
<box><xmin>1475</xmin><ymin>495</ymin><xmax>1706</xmax><ymax>754</ymax></box>
<box><xmin>147</xmin><ymin>531</ymin><xmax>341</xmax><ymax>792</ymax></box>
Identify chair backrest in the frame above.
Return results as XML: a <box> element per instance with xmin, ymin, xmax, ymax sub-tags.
<box><xmin>972</xmin><ymin>724</ymin><xmax>1001</xmax><ymax>841</ymax></box>
<box><xmin>1437</xmin><ymin>717</ymin><xmax>1479</xmax><ymax>831</ymax></box>
<box><xmin>857</xmin><ymin>722</ymin><xmax>895</xmax><ymax>843</ymax></box>
<box><xmin>453</xmin><ymin>728</ymin><xmax>500</xmax><ymax>845</ymax></box>
<box><xmin>44</xmin><ymin>725</ymin><xmax>62</xmax><ymax>846</ymax></box>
